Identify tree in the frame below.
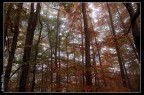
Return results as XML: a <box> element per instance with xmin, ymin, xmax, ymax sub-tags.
<box><xmin>114</xmin><ymin>4</ymin><xmax>139</xmax><ymax>62</ymax></box>
<box><xmin>19</xmin><ymin>3</ymin><xmax>41</xmax><ymax>92</ymax></box>
<box><xmin>31</xmin><ymin>15</ymin><xmax>43</xmax><ymax>92</ymax></box>
<box><xmin>54</xmin><ymin>8</ymin><xmax>61</xmax><ymax>92</ymax></box>
<box><xmin>106</xmin><ymin>3</ymin><xmax>127</xmax><ymax>88</ymax></box>
<box><xmin>124</xmin><ymin>3</ymin><xmax>140</xmax><ymax>56</ymax></box>
<box><xmin>81</xmin><ymin>3</ymin><xmax>92</xmax><ymax>89</ymax></box>
<box><xmin>4</xmin><ymin>3</ymin><xmax>23</xmax><ymax>91</ymax></box>
<box><xmin>4</xmin><ymin>2</ymin><xmax>140</xmax><ymax>92</ymax></box>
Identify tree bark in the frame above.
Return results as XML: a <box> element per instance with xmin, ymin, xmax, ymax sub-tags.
<box><xmin>115</xmin><ymin>4</ymin><xmax>139</xmax><ymax>62</ymax></box>
<box><xmin>31</xmin><ymin>15</ymin><xmax>43</xmax><ymax>92</ymax></box>
<box><xmin>4</xmin><ymin>3</ymin><xmax>13</xmax><ymax>45</ymax></box>
<box><xmin>4</xmin><ymin>3</ymin><xmax>23</xmax><ymax>92</ymax></box>
<box><xmin>80</xmin><ymin>18</ymin><xmax>85</xmax><ymax>91</ymax></box>
<box><xmin>124</xmin><ymin>3</ymin><xmax>140</xmax><ymax>56</ymax></box>
<box><xmin>89</xmin><ymin>16</ymin><xmax>107</xmax><ymax>87</ymax></box>
<box><xmin>19</xmin><ymin>3</ymin><xmax>41</xmax><ymax>92</ymax></box>
<box><xmin>54</xmin><ymin>8</ymin><xmax>61</xmax><ymax>92</ymax></box>
<box><xmin>82</xmin><ymin>3</ymin><xmax>92</xmax><ymax>89</ymax></box>
<box><xmin>107</xmin><ymin>3</ymin><xmax>127</xmax><ymax>87</ymax></box>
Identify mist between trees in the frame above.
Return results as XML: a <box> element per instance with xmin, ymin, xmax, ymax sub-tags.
<box><xmin>3</xmin><ymin>2</ymin><xmax>140</xmax><ymax>92</ymax></box>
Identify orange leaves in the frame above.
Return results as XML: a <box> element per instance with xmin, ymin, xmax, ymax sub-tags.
<box><xmin>92</xmin><ymin>62</ymin><xmax>111</xmax><ymax>69</ymax></box>
<box><xmin>83</xmin><ymin>85</ymin><xmax>97</xmax><ymax>92</ymax></box>
<box><xmin>102</xmin><ymin>87</ymin><xmax>129</xmax><ymax>92</ymax></box>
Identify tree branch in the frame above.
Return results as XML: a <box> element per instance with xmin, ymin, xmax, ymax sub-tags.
<box><xmin>9</xmin><ymin>65</ymin><xmax>23</xmax><ymax>79</ymax></box>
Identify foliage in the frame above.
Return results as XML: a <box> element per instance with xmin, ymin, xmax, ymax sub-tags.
<box><xmin>4</xmin><ymin>2</ymin><xmax>140</xmax><ymax>92</ymax></box>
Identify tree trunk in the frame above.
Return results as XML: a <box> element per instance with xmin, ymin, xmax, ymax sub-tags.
<box><xmin>4</xmin><ymin>3</ymin><xmax>23</xmax><ymax>92</ymax></box>
<box><xmin>91</xmin><ymin>45</ymin><xmax>98</xmax><ymax>89</ymax></box>
<box><xmin>4</xmin><ymin>3</ymin><xmax>13</xmax><ymax>45</ymax></box>
<box><xmin>66</xmin><ymin>38</ymin><xmax>69</xmax><ymax>92</ymax></box>
<box><xmin>54</xmin><ymin>8</ymin><xmax>61</xmax><ymax>92</ymax></box>
<box><xmin>58</xmin><ymin>22</ymin><xmax>61</xmax><ymax>92</ymax></box>
<box><xmin>124</xmin><ymin>3</ymin><xmax>140</xmax><ymax>56</ymax></box>
<box><xmin>65</xmin><ymin>11</ymin><xmax>76</xmax><ymax>92</ymax></box>
<box><xmin>50</xmin><ymin>48</ymin><xmax>53</xmax><ymax>91</ymax></box>
<box><xmin>82</xmin><ymin>3</ymin><xmax>92</xmax><ymax>89</ymax></box>
<box><xmin>19</xmin><ymin>3</ymin><xmax>41</xmax><ymax>92</ymax></box>
<box><xmin>80</xmin><ymin>19</ymin><xmax>85</xmax><ymax>91</ymax></box>
<box><xmin>107</xmin><ymin>3</ymin><xmax>127</xmax><ymax>87</ymax></box>
<box><xmin>31</xmin><ymin>15</ymin><xmax>43</xmax><ymax>92</ymax></box>
<box><xmin>115</xmin><ymin>4</ymin><xmax>139</xmax><ymax>62</ymax></box>
<box><xmin>89</xmin><ymin>16</ymin><xmax>107</xmax><ymax>87</ymax></box>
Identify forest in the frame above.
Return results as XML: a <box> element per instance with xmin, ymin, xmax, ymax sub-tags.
<box><xmin>3</xmin><ymin>2</ymin><xmax>140</xmax><ymax>92</ymax></box>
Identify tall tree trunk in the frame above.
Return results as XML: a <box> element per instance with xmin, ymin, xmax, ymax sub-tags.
<box><xmin>31</xmin><ymin>16</ymin><xmax>43</xmax><ymax>92</ymax></box>
<box><xmin>115</xmin><ymin>4</ymin><xmax>139</xmax><ymax>62</ymax></box>
<box><xmin>120</xmin><ymin>54</ymin><xmax>132</xmax><ymax>91</ymax></box>
<box><xmin>66</xmin><ymin>38</ymin><xmax>69</xmax><ymax>92</ymax></box>
<box><xmin>107</xmin><ymin>3</ymin><xmax>127</xmax><ymax>87</ymax></box>
<box><xmin>65</xmin><ymin>11</ymin><xmax>76</xmax><ymax>92</ymax></box>
<box><xmin>54</xmin><ymin>8</ymin><xmax>61</xmax><ymax>92</ymax></box>
<box><xmin>4</xmin><ymin>3</ymin><xmax>13</xmax><ymax>45</ymax></box>
<box><xmin>80</xmin><ymin>18</ymin><xmax>85</xmax><ymax>91</ymax></box>
<box><xmin>47</xmin><ymin>25</ymin><xmax>54</xmax><ymax>91</ymax></box>
<box><xmin>41</xmin><ymin>63</ymin><xmax>44</xmax><ymax>92</ymax></box>
<box><xmin>124</xmin><ymin>3</ymin><xmax>140</xmax><ymax>56</ymax></box>
<box><xmin>95</xmin><ymin>38</ymin><xmax>107</xmax><ymax>87</ymax></box>
<box><xmin>91</xmin><ymin>45</ymin><xmax>98</xmax><ymax>89</ymax></box>
<box><xmin>19</xmin><ymin>3</ymin><xmax>41</xmax><ymax>92</ymax></box>
<box><xmin>82</xmin><ymin>3</ymin><xmax>92</xmax><ymax>89</ymax></box>
<box><xmin>58</xmin><ymin>23</ymin><xmax>61</xmax><ymax>91</ymax></box>
<box><xmin>89</xmin><ymin>16</ymin><xmax>107</xmax><ymax>87</ymax></box>
<box><xmin>50</xmin><ymin>48</ymin><xmax>53</xmax><ymax>91</ymax></box>
<box><xmin>4</xmin><ymin>3</ymin><xmax>23</xmax><ymax>92</ymax></box>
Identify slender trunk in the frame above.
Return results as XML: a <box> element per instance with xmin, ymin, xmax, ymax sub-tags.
<box><xmin>65</xmin><ymin>11</ymin><xmax>76</xmax><ymax>92</ymax></box>
<box><xmin>31</xmin><ymin>13</ymin><xmax>43</xmax><ymax>92</ymax></box>
<box><xmin>80</xmin><ymin>19</ymin><xmax>85</xmax><ymax>91</ymax></box>
<box><xmin>41</xmin><ymin>63</ymin><xmax>44</xmax><ymax>92</ymax></box>
<box><xmin>4</xmin><ymin>3</ymin><xmax>23</xmax><ymax>92</ymax></box>
<box><xmin>82</xmin><ymin>3</ymin><xmax>92</xmax><ymax>89</ymax></box>
<box><xmin>125</xmin><ymin>3</ymin><xmax>140</xmax><ymax>56</ymax></box>
<box><xmin>58</xmin><ymin>25</ymin><xmax>61</xmax><ymax>91</ymax></box>
<box><xmin>19</xmin><ymin>3</ymin><xmax>41</xmax><ymax>92</ymax></box>
<box><xmin>107</xmin><ymin>3</ymin><xmax>127</xmax><ymax>87</ymax></box>
<box><xmin>66</xmin><ymin>39</ymin><xmax>69</xmax><ymax>92</ymax></box>
<box><xmin>115</xmin><ymin>4</ymin><xmax>139</xmax><ymax>62</ymax></box>
<box><xmin>31</xmin><ymin>12</ymin><xmax>43</xmax><ymax>92</ymax></box>
<box><xmin>73</xmin><ymin>45</ymin><xmax>76</xmax><ymax>91</ymax></box>
<box><xmin>92</xmin><ymin>45</ymin><xmax>98</xmax><ymax>88</ymax></box>
<box><xmin>54</xmin><ymin>8</ymin><xmax>61</xmax><ymax>92</ymax></box>
<box><xmin>95</xmin><ymin>38</ymin><xmax>107</xmax><ymax>87</ymax></box>
<box><xmin>50</xmin><ymin>48</ymin><xmax>53</xmax><ymax>91</ymax></box>
<box><xmin>120</xmin><ymin>54</ymin><xmax>132</xmax><ymax>91</ymax></box>
<box><xmin>4</xmin><ymin>3</ymin><xmax>13</xmax><ymax>45</ymax></box>
<box><xmin>89</xmin><ymin>16</ymin><xmax>107</xmax><ymax>87</ymax></box>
